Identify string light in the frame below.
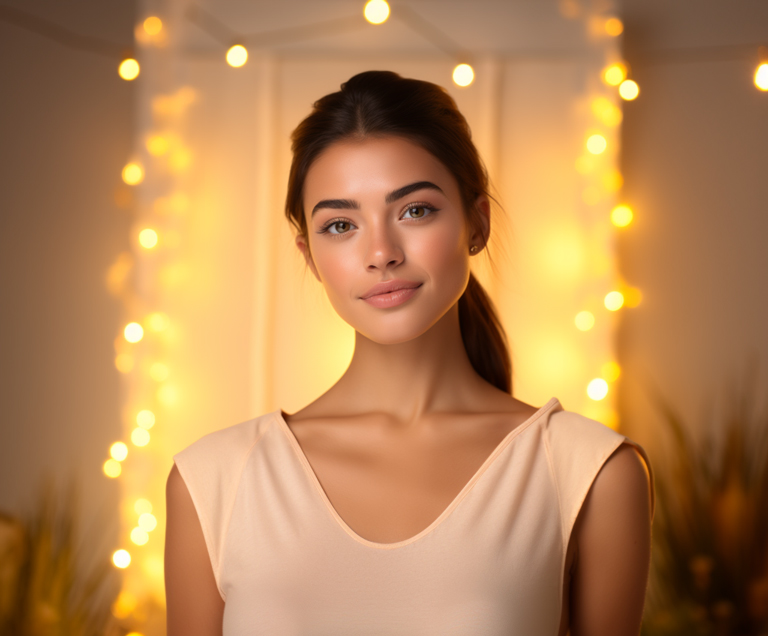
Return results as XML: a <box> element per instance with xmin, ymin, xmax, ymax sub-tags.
<box><xmin>226</xmin><ymin>44</ymin><xmax>248</xmax><ymax>68</ymax></box>
<box><xmin>619</xmin><ymin>79</ymin><xmax>640</xmax><ymax>100</ymax></box>
<box><xmin>124</xmin><ymin>322</ymin><xmax>144</xmax><ymax>343</ymax></box>
<box><xmin>611</xmin><ymin>204</ymin><xmax>634</xmax><ymax>227</ymax></box>
<box><xmin>136</xmin><ymin>410</ymin><xmax>156</xmax><ymax>429</ymax></box>
<box><xmin>139</xmin><ymin>228</ymin><xmax>158</xmax><ymax>249</ymax></box>
<box><xmin>122</xmin><ymin>162</ymin><xmax>144</xmax><ymax>186</ymax></box>
<box><xmin>143</xmin><ymin>17</ymin><xmax>162</xmax><ymax>36</ymax></box>
<box><xmin>586</xmin><ymin>134</ymin><xmax>607</xmax><ymax>154</ymax></box>
<box><xmin>364</xmin><ymin>0</ymin><xmax>390</xmax><ymax>24</ymax></box>
<box><xmin>118</xmin><ymin>58</ymin><xmax>140</xmax><ymax>81</ymax></box>
<box><xmin>103</xmin><ymin>459</ymin><xmax>122</xmax><ymax>478</ymax></box>
<box><xmin>110</xmin><ymin>441</ymin><xmax>128</xmax><ymax>461</ymax></box>
<box><xmin>131</xmin><ymin>527</ymin><xmax>149</xmax><ymax>545</ymax></box>
<box><xmin>755</xmin><ymin>63</ymin><xmax>768</xmax><ymax>91</ymax></box>
<box><xmin>604</xmin><ymin>17</ymin><xmax>623</xmax><ymax>36</ymax></box>
<box><xmin>112</xmin><ymin>549</ymin><xmax>131</xmax><ymax>568</ymax></box>
<box><xmin>587</xmin><ymin>378</ymin><xmax>609</xmax><ymax>400</ymax></box>
<box><xmin>138</xmin><ymin>513</ymin><xmax>158</xmax><ymax>532</ymax></box>
<box><xmin>604</xmin><ymin>291</ymin><xmax>625</xmax><ymax>311</ymax></box>
<box><xmin>131</xmin><ymin>428</ymin><xmax>151</xmax><ymax>446</ymax></box>
<box><xmin>602</xmin><ymin>63</ymin><xmax>626</xmax><ymax>86</ymax></box>
<box><xmin>452</xmin><ymin>63</ymin><xmax>475</xmax><ymax>87</ymax></box>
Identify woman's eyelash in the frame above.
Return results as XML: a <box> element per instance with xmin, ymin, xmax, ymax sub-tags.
<box><xmin>316</xmin><ymin>203</ymin><xmax>439</xmax><ymax>236</ymax></box>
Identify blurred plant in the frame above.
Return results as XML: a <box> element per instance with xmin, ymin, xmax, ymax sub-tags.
<box><xmin>0</xmin><ymin>476</ymin><xmax>121</xmax><ymax>636</ymax></box>
<box><xmin>642</xmin><ymin>365</ymin><xmax>768</xmax><ymax>636</ymax></box>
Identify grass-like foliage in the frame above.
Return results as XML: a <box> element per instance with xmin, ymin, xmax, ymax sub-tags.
<box><xmin>642</xmin><ymin>369</ymin><xmax>768</xmax><ymax>636</ymax></box>
<box><xmin>0</xmin><ymin>477</ymin><xmax>121</xmax><ymax>636</ymax></box>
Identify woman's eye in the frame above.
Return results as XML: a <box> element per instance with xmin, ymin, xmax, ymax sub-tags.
<box><xmin>402</xmin><ymin>205</ymin><xmax>433</xmax><ymax>219</ymax></box>
<box><xmin>327</xmin><ymin>220</ymin><xmax>352</xmax><ymax>234</ymax></box>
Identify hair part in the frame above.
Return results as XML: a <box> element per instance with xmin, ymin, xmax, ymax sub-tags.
<box><xmin>285</xmin><ymin>70</ymin><xmax>512</xmax><ymax>393</ymax></box>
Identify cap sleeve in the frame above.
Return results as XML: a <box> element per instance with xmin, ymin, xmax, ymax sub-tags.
<box><xmin>543</xmin><ymin>409</ymin><xmax>655</xmax><ymax>551</ymax></box>
<box><xmin>172</xmin><ymin>413</ymin><xmax>273</xmax><ymax>600</ymax></box>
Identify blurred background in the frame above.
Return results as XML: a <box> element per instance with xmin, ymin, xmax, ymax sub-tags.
<box><xmin>1</xmin><ymin>0</ymin><xmax>767</xmax><ymax>634</ymax></box>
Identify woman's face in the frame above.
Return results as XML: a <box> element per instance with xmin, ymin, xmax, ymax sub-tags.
<box><xmin>297</xmin><ymin>135</ymin><xmax>488</xmax><ymax>345</ymax></box>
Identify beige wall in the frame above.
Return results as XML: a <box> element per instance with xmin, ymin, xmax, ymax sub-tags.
<box><xmin>617</xmin><ymin>0</ymin><xmax>768</xmax><ymax>449</ymax></box>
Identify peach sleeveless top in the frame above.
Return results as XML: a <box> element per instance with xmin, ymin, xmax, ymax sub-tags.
<box><xmin>173</xmin><ymin>397</ymin><xmax>654</xmax><ymax>635</ymax></box>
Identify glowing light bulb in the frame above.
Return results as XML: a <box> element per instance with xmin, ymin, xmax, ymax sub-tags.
<box><xmin>364</xmin><ymin>0</ymin><xmax>390</xmax><ymax>24</ymax></box>
<box><xmin>112</xmin><ymin>549</ymin><xmax>131</xmax><ymax>568</ymax></box>
<box><xmin>604</xmin><ymin>291</ymin><xmax>625</xmax><ymax>311</ymax></box>
<box><xmin>143</xmin><ymin>16</ymin><xmax>162</xmax><ymax>36</ymax></box>
<box><xmin>611</xmin><ymin>204</ymin><xmax>634</xmax><ymax>227</ymax></box>
<box><xmin>124</xmin><ymin>322</ymin><xmax>144</xmax><ymax>343</ymax></box>
<box><xmin>754</xmin><ymin>63</ymin><xmax>768</xmax><ymax>91</ymax></box>
<box><xmin>574</xmin><ymin>311</ymin><xmax>595</xmax><ymax>331</ymax></box>
<box><xmin>587</xmin><ymin>378</ymin><xmax>609</xmax><ymax>401</ymax></box>
<box><xmin>138</xmin><ymin>513</ymin><xmax>158</xmax><ymax>532</ymax></box>
<box><xmin>149</xmin><ymin>362</ymin><xmax>169</xmax><ymax>382</ymax></box>
<box><xmin>122</xmin><ymin>162</ymin><xmax>144</xmax><ymax>185</ymax></box>
<box><xmin>602</xmin><ymin>63</ymin><xmax>626</xmax><ymax>86</ymax></box>
<box><xmin>619</xmin><ymin>79</ymin><xmax>639</xmax><ymax>100</ymax></box>
<box><xmin>136</xmin><ymin>410</ymin><xmax>156</xmax><ymax>430</ymax></box>
<box><xmin>132</xmin><ymin>427</ymin><xmax>150</xmax><ymax>446</ymax></box>
<box><xmin>452</xmin><ymin>63</ymin><xmax>475</xmax><ymax>87</ymax></box>
<box><xmin>118</xmin><ymin>58</ymin><xmax>140</xmax><ymax>81</ymax></box>
<box><xmin>139</xmin><ymin>228</ymin><xmax>158</xmax><ymax>249</ymax></box>
<box><xmin>226</xmin><ymin>45</ymin><xmax>248</xmax><ymax>68</ymax></box>
<box><xmin>103</xmin><ymin>459</ymin><xmax>122</xmax><ymax>478</ymax></box>
<box><xmin>586</xmin><ymin>134</ymin><xmax>607</xmax><ymax>155</ymax></box>
<box><xmin>604</xmin><ymin>17</ymin><xmax>623</xmax><ymax>36</ymax></box>
<box><xmin>110</xmin><ymin>441</ymin><xmax>128</xmax><ymax>461</ymax></box>
<box><xmin>602</xmin><ymin>361</ymin><xmax>621</xmax><ymax>381</ymax></box>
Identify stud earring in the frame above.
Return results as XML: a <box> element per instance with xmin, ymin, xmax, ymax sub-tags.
<box><xmin>469</xmin><ymin>245</ymin><xmax>479</xmax><ymax>254</ymax></box>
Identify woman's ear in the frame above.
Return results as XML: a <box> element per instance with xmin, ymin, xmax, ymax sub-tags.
<box><xmin>295</xmin><ymin>234</ymin><xmax>321</xmax><ymax>282</ymax></box>
<box><xmin>471</xmin><ymin>195</ymin><xmax>491</xmax><ymax>249</ymax></box>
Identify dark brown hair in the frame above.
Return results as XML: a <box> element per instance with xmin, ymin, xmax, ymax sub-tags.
<box><xmin>285</xmin><ymin>70</ymin><xmax>511</xmax><ymax>393</ymax></box>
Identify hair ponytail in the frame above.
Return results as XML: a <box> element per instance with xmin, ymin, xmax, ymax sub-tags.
<box><xmin>458</xmin><ymin>272</ymin><xmax>512</xmax><ymax>393</ymax></box>
<box><xmin>286</xmin><ymin>70</ymin><xmax>513</xmax><ymax>393</ymax></box>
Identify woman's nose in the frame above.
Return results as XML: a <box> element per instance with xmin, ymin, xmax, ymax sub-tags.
<box><xmin>364</xmin><ymin>224</ymin><xmax>404</xmax><ymax>271</ymax></box>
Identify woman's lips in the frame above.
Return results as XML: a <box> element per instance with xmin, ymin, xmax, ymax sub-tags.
<box><xmin>362</xmin><ymin>284</ymin><xmax>422</xmax><ymax>308</ymax></box>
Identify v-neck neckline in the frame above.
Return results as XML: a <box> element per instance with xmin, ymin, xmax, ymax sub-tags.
<box><xmin>273</xmin><ymin>397</ymin><xmax>561</xmax><ymax>550</ymax></box>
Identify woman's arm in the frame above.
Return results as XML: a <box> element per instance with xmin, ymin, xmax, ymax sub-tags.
<box><xmin>165</xmin><ymin>464</ymin><xmax>225</xmax><ymax>636</ymax></box>
<box><xmin>569</xmin><ymin>443</ymin><xmax>653</xmax><ymax>636</ymax></box>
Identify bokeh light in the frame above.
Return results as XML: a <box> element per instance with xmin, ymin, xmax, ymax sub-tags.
<box><xmin>138</xmin><ymin>513</ymin><xmax>158</xmax><ymax>532</ymax></box>
<box><xmin>112</xmin><ymin>549</ymin><xmax>131</xmax><ymax>568</ymax></box>
<box><xmin>115</xmin><ymin>353</ymin><xmax>134</xmax><ymax>373</ymax></box>
<box><xmin>139</xmin><ymin>228</ymin><xmax>158</xmax><ymax>249</ymax></box>
<box><xmin>587</xmin><ymin>378</ymin><xmax>609</xmax><ymax>401</ymax></box>
<box><xmin>147</xmin><ymin>312</ymin><xmax>169</xmax><ymax>331</ymax></box>
<box><xmin>110</xmin><ymin>441</ymin><xmax>128</xmax><ymax>462</ymax></box>
<box><xmin>364</xmin><ymin>0</ymin><xmax>390</xmax><ymax>24</ymax></box>
<box><xmin>586</xmin><ymin>134</ymin><xmax>607</xmax><ymax>154</ymax></box>
<box><xmin>103</xmin><ymin>459</ymin><xmax>122</xmax><ymax>478</ymax></box>
<box><xmin>754</xmin><ymin>63</ymin><xmax>768</xmax><ymax>91</ymax></box>
<box><xmin>146</xmin><ymin>134</ymin><xmax>169</xmax><ymax>156</ymax></box>
<box><xmin>136</xmin><ymin>410</ymin><xmax>156</xmax><ymax>430</ymax></box>
<box><xmin>131</xmin><ymin>427</ymin><xmax>151</xmax><ymax>447</ymax></box>
<box><xmin>124</xmin><ymin>322</ymin><xmax>144</xmax><ymax>343</ymax></box>
<box><xmin>226</xmin><ymin>45</ymin><xmax>248</xmax><ymax>68</ymax></box>
<box><xmin>611</xmin><ymin>204</ymin><xmax>634</xmax><ymax>227</ymax></box>
<box><xmin>624</xmin><ymin>286</ymin><xmax>643</xmax><ymax>308</ymax></box>
<box><xmin>619</xmin><ymin>79</ymin><xmax>640</xmax><ymax>100</ymax></box>
<box><xmin>452</xmin><ymin>63</ymin><xmax>475</xmax><ymax>87</ymax></box>
<box><xmin>602</xmin><ymin>361</ymin><xmax>622</xmax><ymax>381</ymax></box>
<box><xmin>118</xmin><ymin>58</ymin><xmax>140</xmax><ymax>81</ymax></box>
<box><xmin>134</xmin><ymin>498</ymin><xmax>153</xmax><ymax>515</ymax></box>
<box><xmin>150</xmin><ymin>362</ymin><xmax>169</xmax><ymax>382</ymax></box>
<box><xmin>122</xmin><ymin>162</ymin><xmax>144</xmax><ymax>185</ymax></box>
<box><xmin>604</xmin><ymin>17</ymin><xmax>623</xmax><ymax>36</ymax></box>
<box><xmin>602</xmin><ymin>63</ymin><xmax>626</xmax><ymax>86</ymax></box>
<box><xmin>131</xmin><ymin>527</ymin><xmax>149</xmax><ymax>545</ymax></box>
<box><xmin>143</xmin><ymin>16</ymin><xmax>162</xmax><ymax>35</ymax></box>
<box><xmin>574</xmin><ymin>311</ymin><xmax>595</xmax><ymax>331</ymax></box>
<box><xmin>604</xmin><ymin>291</ymin><xmax>625</xmax><ymax>311</ymax></box>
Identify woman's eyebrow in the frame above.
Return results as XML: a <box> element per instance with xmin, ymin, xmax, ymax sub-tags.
<box><xmin>311</xmin><ymin>181</ymin><xmax>444</xmax><ymax>217</ymax></box>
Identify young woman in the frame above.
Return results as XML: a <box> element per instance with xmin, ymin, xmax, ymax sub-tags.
<box><xmin>165</xmin><ymin>70</ymin><xmax>654</xmax><ymax>635</ymax></box>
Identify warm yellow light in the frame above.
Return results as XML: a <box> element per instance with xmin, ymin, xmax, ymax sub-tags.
<box><xmin>115</xmin><ymin>353</ymin><xmax>134</xmax><ymax>373</ymax></box>
<box><xmin>147</xmin><ymin>312</ymin><xmax>169</xmax><ymax>331</ymax></box>
<box><xmin>121</xmin><ymin>162</ymin><xmax>144</xmax><ymax>186</ymax></box>
<box><xmin>146</xmin><ymin>134</ymin><xmax>169</xmax><ymax>156</ymax></box>
<box><xmin>587</xmin><ymin>378</ymin><xmax>609</xmax><ymax>401</ymax></box>
<box><xmin>602</xmin><ymin>170</ymin><xmax>623</xmax><ymax>192</ymax></box>
<box><xmin>603</xmin><ymin>63</ymin><xmax>626</xmax><ymax>86</ymax></box>
<box><xmin>143</xmin><ymin>16</ymin><xmax>162</xmax><ymax>35</ymax></box>
<box><xmin>139</xmin><ymin>228</ymin><xmax>158</xmax><ymax>249</ymax></box>
<box><xmin>574</xmin><ymin>311</ymin><xmax>595</xmax><ymax>331</ymax></box>
<box><xmin>136</xmin><ymin>410</ymin><xmax>156</xmax><ymax>430</ymax></box>
<box><xmin>452</xmin><ymin>63</ymin><xmax>475</xmax><ymax>87</ymax></box>
<box><xmin>118</xmin><ymin>58</ymin><xmax>140</xmax><ymax>81</ymax></box>
<box><xmin>157</xmin><ymin>384</ymin><xmax>179</xmax><ymax>406</ymax></box>
<box><xmin>149</xmin><ymin>362</ymin><xmax>169</xmax><ymax>382</ymax></box>
<box><xmin>364</xmin><ymin>0</ymin><xmax>390</xmax><ymax>24</ymax></box>
<box><xmin>110</xmin><ymin>441</ymin><xmax>128</xmax><ymax>462</ymax></box>
<box><xmin>604</xmin><ymin>290</ymin><xmax>625</xmax><ymax>311</ymax></box>
<box><xmin>624</xmin><ymin>286</ymin><xmax>643</xmax><ymax>308</ymax></box>
<box><xmin>605</xmin><ymin>17</ymin><xmax>624</xmax><ymax>36</ymax></box>
<box><xmin>574</xmin><ymin>155</ymin><xmax>594</xmax><ymax>174</ymax></box>
<box><xmin>602</xmin><ymin>361</ymin><xmax>621</xmax><ymax>381</ymax></box>
<box><xmin>131</xmin><ymin>427</ymin><xmax>150</xmax><ymax>447</ymax></box>
<box><xmin>126</xmin><ymin>632</ymin><xmax>144</xmax><ymax>636</ymax></box>
<box><xmin>112</xmin><ymin>549</ymin><xmax>131</xmax><ymax>568</ymax></box>
<box><xmin>168</xmin><ymin>148</ymin><xmax>192</xmax><ymax>172</ymax></box>
<box><xmin>226</xmin><ymin>45</ymin><xmax>248</xmax><ymax>68</ymax></box>
<box><xmin>586</xmin><ymin>134</ymin><xmax>607</xmax><ymax>154</ymax></box>
<box><xmin>103</xmin><ymin>459</ymin><xmax>122</xmax><ymax>478</ymax></box>
<box><xmin>130</xmin><ymin>527</ymin><xmax>149</xmax><ymax>545</ymax></box>
<box><xmin>135</xmin><ymin>498</ymin><xmax>153</xmax><ymax>515</ymax></box>
<box><xmin>138</xmin><ymin>513</ymin><xmax>158</xmax><ymax>532</ymax></box>
<box><xmin>112</xmin><ymin>591</ymin><xmax>138</xmax><ymax>619</ymax></box>
<box><xmin>754</xmin><ymin>63</ymin><xmax>768</xmax><ymax>91</ymax></box>
<box><xmin>611</xmin><ymin>204</ymin><xmax>634</xmax><ymax>227</ymax></box>
<box><xmin>582</xmin><ymin>186</ymin><xmax>601</xmax><ymax>205</ymax></box>
<box><xmin>124</xmin><ymin>322</ymin><xmax>144</xmax><ymax>343</ymax></box>
<box><xmin>591</xmin><ymin>97</ymin><xmax>622</xmax><ymax>127</ymax></box>
<box><xmin>619</xmin><ymin>79</ymin><xmax>640</xmax><ymax>100</ymax></box>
